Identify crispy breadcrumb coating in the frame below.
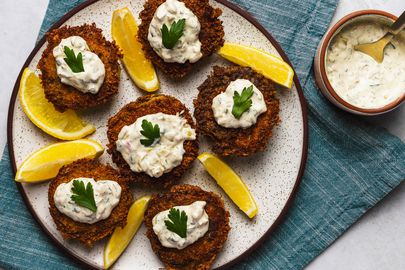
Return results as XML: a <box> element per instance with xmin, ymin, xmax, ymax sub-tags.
<box><xmin>107</xmin><ymin>94</ymin><xmax>199</xmax><ymax>189</ymax></box>
<box><xmin>138</xmin><ymin>0</ymin><xmax>224</xmax><ymax>79</ymax></box>
<box><xmin>144</xmin><ymin>185</ymin><xmax>230</xmax><ymax>269</ymax></box>
<box><xmin>38</xmin><ymin>24</ymin><xmax>121</xmax><ymax>112</ymax></box>
<box><xmin>48</xmin><ymin>159</ymin><xmax>132</xmax><ymax>247</ymax></box>
<box><xmin>194</xmin><ymin>65</ymin><xmax>280</xmax><ymax>156</ymax></box>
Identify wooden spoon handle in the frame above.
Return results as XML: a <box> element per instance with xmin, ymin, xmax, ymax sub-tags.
<box><xmin>391</xmin><ymin>10</ymin><xmax>405</xmax><ymax>35</ymax></box>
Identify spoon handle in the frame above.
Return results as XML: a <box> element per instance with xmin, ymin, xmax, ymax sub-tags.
<box><xmin>391</xmin><ymin>10</ymin><xmax>405</xmax><ymax>35</ymax></box>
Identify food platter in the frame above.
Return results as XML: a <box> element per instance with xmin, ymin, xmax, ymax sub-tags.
<box><xmin>7</xmin><ymin>0</ymin><xmax>308</xmax><ymax>269</ymax></box>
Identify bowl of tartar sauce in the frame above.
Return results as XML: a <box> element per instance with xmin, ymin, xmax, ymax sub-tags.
<box><xmin>314</xmin><ymin>10</ymin><xmax>405</xmax><ymax>115</ymax></box>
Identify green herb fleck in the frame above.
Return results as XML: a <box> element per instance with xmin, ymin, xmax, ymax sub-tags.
<box><xmin>140</xmin><ymin>119</ymin><xmax>160</xmax><ymax>147</ymax></box>
<box><xmin>164</xmin><ymin>208</ymin><xmax>187</xmax><ymax>238</ymax></box>
<box><xmin>161</xmin><ymin>19</ymin><xmax>186</xmax><ymax>49</ymax></box>
<box><xmin>71</xmin><ymin>180</ymin><xmax>97</xmax><ymax>212</ymax></box>
<box><xmin>63</xmin><ymin>46</ymin><xmax>84</xmax><ymax>73</ymax></box>
<box><xmin>232</xmin><ymin>85</ymin><xmax>254</xmax><ymax>119</ymax></box>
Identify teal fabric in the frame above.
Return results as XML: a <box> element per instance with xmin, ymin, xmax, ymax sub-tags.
<box><xmin>1</xmin><ymin>0</ymin><xmax>404</xmax><ymax>269</ymax></box>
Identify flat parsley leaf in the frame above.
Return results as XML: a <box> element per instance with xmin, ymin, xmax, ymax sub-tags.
<box><xmin>164</xmin><ymin>208</ymin><xmax>187</xmax><ymax>238</ymax></box>
<box><xmin>71</xmin><ymin>180</ymin><xmax>97</xmax><ymax>212</ymax></box>
<box><xmin>63</xmin><ymin>46</ymin><xmax>85</xmax><ymax>73</ymax></box>
<box><xmin>232</xmin><ymin>85</ymin><xmax>254</xmax><ymax>119</ymax></box>
<box><xmin>161</xmin><ymin>19</ymin><xmax>186</xmax><ymax>49</ymax></box>
<box><xmin>140</xmin><ymin>119</ymin><xmax>160</xmax><ymax>147</ymax></box>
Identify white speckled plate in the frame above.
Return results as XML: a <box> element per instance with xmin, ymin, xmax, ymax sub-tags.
<box><xmin>8</xmin><ymin>0</ymin><xmax>308</xmax><ymax>269</ymax></box>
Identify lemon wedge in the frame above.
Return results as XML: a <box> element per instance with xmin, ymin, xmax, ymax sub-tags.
<box><xmin>15</xmin><ymin>139</ymin><xmax>104</xmax><ymax>183</ymax></box>
<box><xmin>104</xmin><ymin>196</ymin><xmax>151</xmax><ymax>269</ymax></box>
<box><xmin>218</xmin><ymin>43</ymin><xmax>294</xmax><ymax>89</ymax></box>
<box><xmin>112</xmin><ymin>7</ymin><xmax>159</xmax><ymax>92</ymax></box>
<box><xmin>198</xmin><ymin>152</ymin><xmax>258</xmax><ymax>218</ymax></box>
<box><xmin>18</xmin><ymin>68</ymin><xmax>96</xmax><ymax>140</ymax></box>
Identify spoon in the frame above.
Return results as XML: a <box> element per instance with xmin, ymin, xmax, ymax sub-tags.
<box><xmin>354</xmin><ymin>11</ymin><xmax>405</xmax><ymax>63</ymax></box>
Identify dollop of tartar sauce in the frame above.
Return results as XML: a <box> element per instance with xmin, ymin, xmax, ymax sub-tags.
<box><xmin>148</xmin><ymin>0</ymin><xmax>202</xmax><ymax>63</ymax></box>
<box><xmin>52</xmin><ymin>36</ymin><xmax>105</xmax><ymax>94</ymax></box>
<box><xmin>116</xmin><ymin>112</ymin><xmax>196</xmax><ymax>178</ymax></box>
<box><xmin>326</xmin><ymin>20</ymin><xmax>405</xmax><ymax>109</ymax></box>
<box><xmin>152</xmin><ymin>201</ymin><xmax>209</xmax><ymax>249</ymax></box>
<box><xmin>53</xmin><ymin>177</ymin><xmax>121</xmax><ymax>224</ymax></box>
<box><xmin>212</xmin><ymin>79</ymin><xmax>267</xmax><ymax>128</ymax></box>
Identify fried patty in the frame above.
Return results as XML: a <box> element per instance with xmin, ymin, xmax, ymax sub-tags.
<box><xmin>38</xmin><ymin>24</ymin><xmax>121</xmax><ymax>112</ymax></box>
<box><xmin>144</xmin><ymin>185</ymin><xmax>230</xmax><ymax>270</ymax></box>
<box><xmin>48</xmin><ymin>159</ymin><xmax>132</xmax><ymax>247</ymax></box>
<box><xmin>107</xmin><ymin>94</ymin><xmax>199</xmax><ymax>188</ymax></box>
<box><xmin>194</xmin><ymin>65</ymin><xmax>280</xmax><ymax>157</ymax></box>
<box><xmin>138</xmin><ymin>0</ymin><xmax>224</xmax><ymax>79</ymax></box>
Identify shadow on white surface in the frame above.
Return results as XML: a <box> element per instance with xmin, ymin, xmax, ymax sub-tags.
<box><xmin>0</xmin><ymin>0</ymin><xmax>49</xmax><ymax>151</ymax></box>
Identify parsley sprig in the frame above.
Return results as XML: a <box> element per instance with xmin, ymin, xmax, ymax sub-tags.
<box><xmin>232</xmin><ymin>85</ymin><xmax>254</xmax><ymax>119</ymax></box>
<box><xmin>165</xmin><ymin>208</ymin><xmax>188</xmax><ymax>238</ymax></box>
<box><xmin>161</xmin><ymin>19</ymin><xmax>186</xmax><ymax>49</ymax></box>
<box><xmin>70</xmin><ymin>180</ymin><xmax>97</xmax><ymax>212</ymax></box>
<box><xmin>63</xmin><ymin>46</ymin><xmax>85</xmax><ymax>73</ymax></box>
<box><xmin>140</xmin><ymin>119</ymin><xmax>160</xmax><ymax>147</ymax></box>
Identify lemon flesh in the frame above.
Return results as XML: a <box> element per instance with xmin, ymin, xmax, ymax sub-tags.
<box><xmin>112</xmin><ymin>7</ymin><xmax>159</xmax><ymax>92</ymax></box>
<box><xmin>15</xmin><ymin>139</ymin><xmax>104</xmax><ymax>183</ymax></box>
<box><xmin>198</xmin><ymin>152</ymin><xmax>258</xmax><ymax>218</ymax></box>
<box><xmin>18</xmin><ymin>68</ymin><xmax>96</xmax><ymax>140</ymax></box>
<box><xmin>218</xmin><ymin>42</ymin><xmax>294</xmax><ymax>89</ymax></box>
<box><xmin>104</xmin><ymin>196</ymin><xmax>151</xmax><ymax>269</ymax></box>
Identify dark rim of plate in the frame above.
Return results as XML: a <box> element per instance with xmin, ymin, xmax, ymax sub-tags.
<box><xmin>7</xmin><ymin>0</ymin><xmax>309</xmax><ymax>269</ymax></box>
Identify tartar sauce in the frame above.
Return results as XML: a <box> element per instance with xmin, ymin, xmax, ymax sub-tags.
<box><xmin>116</xmin><ymin>112</ymin><xmax>196</xmax><ymax>178</ymax></box>
<box><xmin>53</xmin><ymin>36</ymin><xmax>105</xmax><ymax>94</ymax></box>
<box><xmin>54</xmin><ymin>177</ymin><xmax>121</xmax><ymax>224</ymax></box>
<box><xmin>326</xmin><ymin>19</ymin><xmax>405</xmax><ymax>109</ymax></box>
<box><xmin>212</xmin><ymin>79</ymin><xmax>267</xmax><ymax>128</ymax></box>
<box><xmin>148</xmin><ymin>0</ymin><xmax>202</xmax><ymax>63</ymax></box>
<box><xmin>152</xmin><ymin>201</ymin><xmax>209</xmax><ymax>249</ymax></box>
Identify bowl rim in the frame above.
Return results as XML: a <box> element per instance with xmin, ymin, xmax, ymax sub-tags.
<box><xmin>319</xmin><ymin>9</ymin><xmax>405</xmax><ymax>114</ymax></box>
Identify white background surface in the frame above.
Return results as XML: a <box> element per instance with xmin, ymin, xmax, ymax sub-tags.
<box><xmin>0</xmin><ymin>0</ymin><xmax>403</xmax><ymax>269</ymax></box>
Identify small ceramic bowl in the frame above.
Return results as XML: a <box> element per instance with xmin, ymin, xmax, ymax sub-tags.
<box><xmin>314</xmin><ymin>10</ymin><xmax>405</xmax><ymax>116</ymax></box>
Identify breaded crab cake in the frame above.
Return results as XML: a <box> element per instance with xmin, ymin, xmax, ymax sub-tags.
<box><xmin>107</xmin><ymin>94</ymin><xmax>199</xmax><ymax>189</ymax></box>
<box><xmin>144</xmin><ymin>185</ymin><xmax>230</xmax><ymax>269</ymax></box>
<box><xmin>194</xmin><ymin>65</ymin><xmax>280</xmax><ymax>157</ymax></box>
<box><xmin>38</xmin><ymin>23</ymin><xmax>121</xmax><ymax>112</ymax></box>
<box><xmin>138</xmin><ymin>0</ymin><xmax>224</xmax><ymax>79</ymax></box>
<box><xmin>48</xmin><ymin>159</ymin><xmax>132</xmax><ymax>247</ymax></box>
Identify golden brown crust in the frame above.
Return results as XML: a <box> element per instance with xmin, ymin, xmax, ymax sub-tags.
<box><xmin>38</xmin><ymin>24</ymin><xmax>121</xmax><ymax>112</ymax></box>
<box><xmin>48</xmin><ymin>159</ymin><xmax>132</xmax><ymax>247</ymax></box>
<box><xmin>144</xmin><ymin>185</ymin><xmax>230</xmax><ymax>270</ymax></box>
<box><xmin>138</xmin><ymin>0</ymin><xmax>224</xmax><ymax>79</ymax></box>
<box><xmin>107</xmin><ymin>94</ymin><xmax>199</xmax><ymax>189</ymax></box>
<box><xmin>194</xmin><ymin>65</ymin><xmax>280</xmax><ymax>157</ymax></box>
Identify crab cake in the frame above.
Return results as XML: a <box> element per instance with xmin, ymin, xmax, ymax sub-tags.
<box><xmin>38</xmin><ymin>23</ymin><xmax>121</xmax><ymax>112</ymax></box>
<box><xmin>138</xmin><ymin>0</ymin><xmax>224</xmax><ymax>79</ymax></box>
<box><xmin>194</xmin><ymin>65</ymin><xmax>280</xmax><ymax>157</ymax></box>
<box><xmin>144</xmin><ymin>185</ymin><xmax>230</xmax><ymax>269</ymax></box>
<box><xmin>107</xmin><ymin>94</ymin><xmax>199</xmax><ymax>188</ymax></box>
<box><xmin>48</xmin><ymin>159</ymin><xmax>132</xmax><ymax>247</ymax></box>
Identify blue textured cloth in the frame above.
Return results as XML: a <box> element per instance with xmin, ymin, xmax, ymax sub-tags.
<box><xmin>1</xmin><ymin>0</ymin><xmax>404</xmax><ymax>269</ymax></box>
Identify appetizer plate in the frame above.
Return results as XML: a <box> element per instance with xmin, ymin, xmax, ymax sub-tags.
<box><xmin>7</xmin><ymin>0</ymin><xmax>308</xmax><ymax>269</ymax></box>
